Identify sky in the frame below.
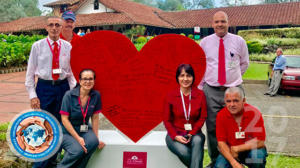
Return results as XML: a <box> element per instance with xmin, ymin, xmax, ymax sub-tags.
<box><xmin>38</xmin><ymin>0</ymin><xmax>56</xmax><ymax>13</ymax></box>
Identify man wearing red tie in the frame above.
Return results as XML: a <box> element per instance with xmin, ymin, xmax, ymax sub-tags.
<box><xmin>25</xmin><ymin>16</ymin><xmax>76</xmax><ymax>168</ymax></box>
<box><xmin>198</xmin><ymin>11</ymin><xmax>249</xmax><ymax>168</ymax></box>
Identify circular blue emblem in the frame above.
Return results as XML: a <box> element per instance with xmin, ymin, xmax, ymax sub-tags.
<box><xmin>7</xmin><ymin>110</ymin><xmax>62</xmax><ymax>162</ymax></box>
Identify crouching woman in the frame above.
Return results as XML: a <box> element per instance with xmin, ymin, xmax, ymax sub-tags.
<box><xmin>57</xmin><ymin>69</ymin><xmax>105</xmax><ymax>168</ymax></box>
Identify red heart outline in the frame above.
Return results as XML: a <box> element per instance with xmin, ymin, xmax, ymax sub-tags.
<box><xmin>71</xmin><ymin>31</ymin><xmax>206</xmax><ymax>142</ymax></box>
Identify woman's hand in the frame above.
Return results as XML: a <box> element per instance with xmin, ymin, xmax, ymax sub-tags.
<box><xmin>77</xmin><ymin>137</ymin><xmax>87</xmax><ymax>153</ymax></box>
<box><xmin>98</xmin><ymin>140</ymin><xmax>105</xmax><ymax>149</ymax></box>
<box><xmin>174</xmin><ymin>135</ymin><xmax>189</xmax><ymax>144</ymax></box>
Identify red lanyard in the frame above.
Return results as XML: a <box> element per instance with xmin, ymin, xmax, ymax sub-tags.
<box><xmin>46</xmin><ymin>38</ymin><xmax>61</xmax><ymax>63</ymax></box>
<box><xmin>78</xmin><ymin>96</ymin><xmax>91</xmax><ymax>124</ymax></box>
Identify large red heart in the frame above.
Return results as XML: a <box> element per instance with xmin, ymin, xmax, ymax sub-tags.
<box><xmin>71</xmin><ymin>31</ymin><xmax>206</xmax><ymax>142</ymax></box>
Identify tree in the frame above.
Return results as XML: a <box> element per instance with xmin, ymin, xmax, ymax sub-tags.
<box><xmin>263</xmin><ymin>0</ymin><xmax>300</xmax><ymax>3</ymax></box>
<box><xmin>156</xmin><ymin>0</ymin><xmax>185</xmax><ymax>11</ymax></box>
<box><xmin>131</xmin><ymin>0</ymin><xmax>158</xmax><ymax>7</ymax></box>
<box><xmin>183</xmin><ymin>0</ymin><xmax>215</xmax><ymax>9</ymax></box>
<box><xmin>221</xmin><ymin>0</ymin><xmax>249</xmax><ymax>6</ymax></box>
<box><xmin>0</xmin><ymin>0</ymin><xmax>41</xmax><ymax>22</ymax></box>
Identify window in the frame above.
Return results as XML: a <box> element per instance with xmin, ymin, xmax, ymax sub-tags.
<box><xmin>94</xmin><ymin>0</ymin><xmax>99</xmax><ymax>10</ymax></box>
<box><xmin>60</xmin><ymin>5</ymin><xmax>67</xmax><ymax>13</ymax></box>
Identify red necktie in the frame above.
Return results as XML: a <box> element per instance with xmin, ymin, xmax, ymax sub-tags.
<box><xmin>218</xmin><ymin>38</ymin><xmax>226</xmax><ymax>86</ymax></box>
<box><xmin>52</xmin><ymin>41</ymin><xmax>59</xmax><ymax>80</ymax></box>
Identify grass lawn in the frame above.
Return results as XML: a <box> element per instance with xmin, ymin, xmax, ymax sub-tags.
<box><xmin>243</xmin><ymin>62</ymin><xmax>269</xmax><ymax>80</ymax></box>
<box><xmin>202</xmin><ymin>150</ymin><xmax>300</xmax><ymax>167</ymax></box>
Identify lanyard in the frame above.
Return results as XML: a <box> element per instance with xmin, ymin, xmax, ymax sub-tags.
<box><xmin>78</xmin><ymin>96</ymin><xmax>91</xmax><ymax>124</ymax></box>
<box><xmin>180</xmin><ymin>90</ymin><xmax>191</xmax><ymax>122</ymax></box>
<box><xmin>46</xmin><ymin>38</ymin><xmax>61</xmax><ymax>64</ymax></box>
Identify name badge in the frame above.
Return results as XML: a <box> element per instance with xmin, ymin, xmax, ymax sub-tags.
<box><xmin>184</xmin><ymin>123</ymin><xmax>192</xmax><ymax>131</ymax></box>
<box><xmin>80</xmin><ymin>124</ymin><xmax>88</xmax><ymax>132</ymax></box>
<box><xmin>235</xmin><ymin>131</ymin><xmax>245</xmax><ymax>139</ymax></box>
<box><xmin>228</xmin><ymin>61</ymin><xmax>238</xmax><ymax>69</ymax></box>
<box><xmin>53</xmin><ymin>68</ymin><xmax>62</xmax><ymax>74</ymax></box>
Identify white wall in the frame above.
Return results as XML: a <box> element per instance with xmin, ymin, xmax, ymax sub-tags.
<box><xmin>76</xmin><ymin>0</ymin><xmax>114</xmax><ymax>14</ymax></box>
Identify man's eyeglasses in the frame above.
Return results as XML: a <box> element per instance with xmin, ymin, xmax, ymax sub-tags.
<box><xmin>47</xmin><ymin>23</ymin><xmax>62</xmax><ymax>28</ymax></box>
<box><xmin>80</xmin><ymin>78</ymin><xmax>94</xmax><ymax>82</ymax></box>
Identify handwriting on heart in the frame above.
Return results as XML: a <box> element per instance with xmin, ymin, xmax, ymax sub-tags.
<box><xmin>71</xmin><ymin>31</ymin><xmax>206</xmax><ymax>142</ymax></box>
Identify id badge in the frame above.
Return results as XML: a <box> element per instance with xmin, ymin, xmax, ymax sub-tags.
<box><xmin>80</xmin><ymin>124</ymin><xmax>88</xmax><ymax>132</ymax></box>
<box><xmin>235</xmin><ymin>131</ymin><xmax>245</xmax><ymax>139</ymax></box>
<box><xmin>184</xmin><ymin>123</ymin><xmax>192</xmax><ymax>131</ymax></box>
<box><xmin>53</xmin><ymin>68</ymin><xmax>62</xmax><ymax>74</ymax></box>
<box><xmin>228</xmin><ymin>61</ymin><xmax>238</xmax><ymax>69</ymax></box>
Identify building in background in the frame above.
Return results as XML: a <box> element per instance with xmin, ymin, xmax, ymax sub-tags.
<box><xmin>1</xmin><ymin>0</ymin><xmax>300</xmax><ymax>37</ymax></box>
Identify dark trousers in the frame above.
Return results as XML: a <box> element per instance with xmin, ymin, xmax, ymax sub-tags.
<box><xmin>165</xmin><ymin>132</ymin><xmax>205</xmax><ymax>168</ymax></box>
<box><xmin>215</xmin><ymin>148</ymin><xmax>268</xmax><ymax>168</ymax></box>
<box><xmin>57</xmin><ymin>129</ymin><xmax>99</xmax><ymax>168</ymax></box>
<box><xmin>33</xmin><ymin>79</ymin><xmax>70</xmax><ymax>168</ymax></box>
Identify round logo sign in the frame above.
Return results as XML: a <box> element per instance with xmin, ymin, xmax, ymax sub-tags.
<box><xmin>6</xmin><ymin>110</ymin><xmax>62</xmax><ymax>162</ymax></box>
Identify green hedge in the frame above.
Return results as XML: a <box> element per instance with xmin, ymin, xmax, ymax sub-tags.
<box><xmin>135</xmin><ymin>36</ymin><xmax>147</xmax><ymax>43</ymax></box>
<box><xmin>247</xmin><ymin>41</ymin><xmax>263</xmax><ymax>54</ymax></box>
<box><xmin>238</xmin><ymin>27</ymin><xmax>300</xmax><ymax>40</ymax></box>
<box><xmin>0</xmin><ymin>34</ymin><xmax>44</xmax><ymax>68</ymax></box>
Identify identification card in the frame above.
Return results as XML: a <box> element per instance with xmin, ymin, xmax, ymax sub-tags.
<box><xmin>235</xmin><ymin>131</ymin><xmax>245</xmax><ymax>139</ymax></box>
<box><xmin>228</xmin><ymin>61</ymin><xmax>238</xmax><ymax>69</ymax></box>
<box><xmin>80</xmin><ymin>124</ymin><xmax>88</xmax><ymax>132</ymax></box>
<box><xmin>53</xmin><ymin>68</ymin><xmax>62</xmax><ymax>74</ymax></box>
<box><xmin>184</xmin><ymin>123</ymin><xmax>192</xmax><ymax>131</ymax></box>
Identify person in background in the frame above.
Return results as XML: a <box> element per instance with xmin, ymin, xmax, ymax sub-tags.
<box><xmin>198</xmin><ymin>11</ymin><xmax>249</xmax><ymax>168</ymax></box>
<box><xmin>215</xmin><ymin>87</ymin><xmax>267</xmax><ymax>168</ymax></box>
<box><xmin>164</xmin><ymin>64</ymin><xmax>207</xmax><ymax>168</ymax></box>
<box><xmin>86</xmin><ymin>28</ymin><xmax>91</xmax><ymax>34</ymax></box>
<box><xmin>264</xmin><ymin>48</ymin><xmax>286</xmax><ymax>97</ymax></box>
<box><xmin>60</xmin><ymin>10</ymin><xmax>81</xmax><ymax>46</ymax></box>
<box><xmin>77</xmin><ymin>29</ymin><xmax>82</xmax><ymax>35</ymax></box>
<box><xmin>58</xmin><ymin>69</ymin><xmax>105</xmax><ymax>168</ymax></box>
<box><xmin>79</xmin><ymin>30</ymin><xmax>86</xmax><ymax>36</ymax></box>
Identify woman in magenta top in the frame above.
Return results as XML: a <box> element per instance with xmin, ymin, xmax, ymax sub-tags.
<box><xmin>163</xmin><ymin>64</ymin><xmax>207</xmax><ymax>168</ymax></box>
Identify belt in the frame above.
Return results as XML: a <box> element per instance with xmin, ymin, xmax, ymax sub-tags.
<box><xmin>38</xmin><ymin>78</ymin><xmax>68</xmax><ymax>85</ymax></box>
<box><xmin>207</xmin><ymin>84</ymin><xmax>228</xmax><ymax>91</ymax></box>
<box><xmin>274</xmin><ymin>69</ymin><xmax>283</xmax><ymax>73</ymax></box>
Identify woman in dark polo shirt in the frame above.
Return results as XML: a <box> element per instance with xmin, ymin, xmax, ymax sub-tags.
<box><xmin>57</xmin><ymin>69</ymin><xmax>105</xmax><ymax>168</ymax></box>
<box><xmin>163</xmin><ymin>64</ymin><xmax>207</xmax><ymax>168</ymax></box>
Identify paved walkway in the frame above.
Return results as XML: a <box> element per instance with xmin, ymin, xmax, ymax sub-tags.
<box><xmin>0</xmin><ymin>71</ymin><xmax>30</xmax><ymax>123</ymax></box>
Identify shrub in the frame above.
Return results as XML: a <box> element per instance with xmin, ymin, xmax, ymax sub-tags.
<box><xmin>134</xmin><ymin>42</ymin><xmax>146</xmax><ymax>51</ymax></box>
<box><xmin>247</xmin><ymin>41</ymin><xmax>263</xmax><ymax>54</ymax></box>
<box><xmin>124</xmin><ymin>25</ymin><xmax>146</xmax><ymax>41</ymax></box>
<box><xmin>188</xmin><ymin>34</ymin><xmax>194</xmax><ymax>39</ymax></box>
<box><xmin>135</xmin><ymin>36</ymin><xmax>147</xmax><ymax>43</ymax></box>
<box><xmin>0</xmin><ymin>34</ymin><xmax>44</xmax><ymax>68</ymax></box>
<box><xmin>238</xmin><ymin>27</ymin><xmax>300</xmax><ymax>40</ymax></box>
<box><xmin>249</xmin><ymin>53</ymin><xmax>274</xmax><ymax>62</ymax></box>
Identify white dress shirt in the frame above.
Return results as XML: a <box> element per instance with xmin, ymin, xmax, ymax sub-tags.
<box><xmin>25</xmin><ymin>37</ymin><xmax>77</xmax><ymax>99</ymax></box>
<box><xmin>198</xmin><ymin>33</ymin><xmax>249</xmax><ymax>89</ymax></box>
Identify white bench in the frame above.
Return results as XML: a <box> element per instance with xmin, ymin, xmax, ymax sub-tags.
<box><xmin>87</xmin><ymin>130</ymin><xmax>186</xmax><ymax>168</ymax></box>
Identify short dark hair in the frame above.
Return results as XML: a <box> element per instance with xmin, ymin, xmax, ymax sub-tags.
<box><xmin>79</xmin><ymin>69</ymin><xmax>96</xmax><ymax>80</ymax></box>
<box><xmin>175</xmin><ymin>64</ymin><xmax>195</xmax><ymax>85</ymax></box>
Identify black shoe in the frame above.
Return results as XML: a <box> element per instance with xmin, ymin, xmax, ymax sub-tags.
<box><xmin>206</xmin><ymin>162</ymin><xmax>215</xmax><ymax>168</ymax></box>
<box><xmin>270</xmin><ymin>94</ymin><xmax>276</xmax><ymax>97</ymax></box>
<box><xmin>264</xmin><ymin>93</ymin><xmax>270</xmax><ymax>95</ymax></box>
